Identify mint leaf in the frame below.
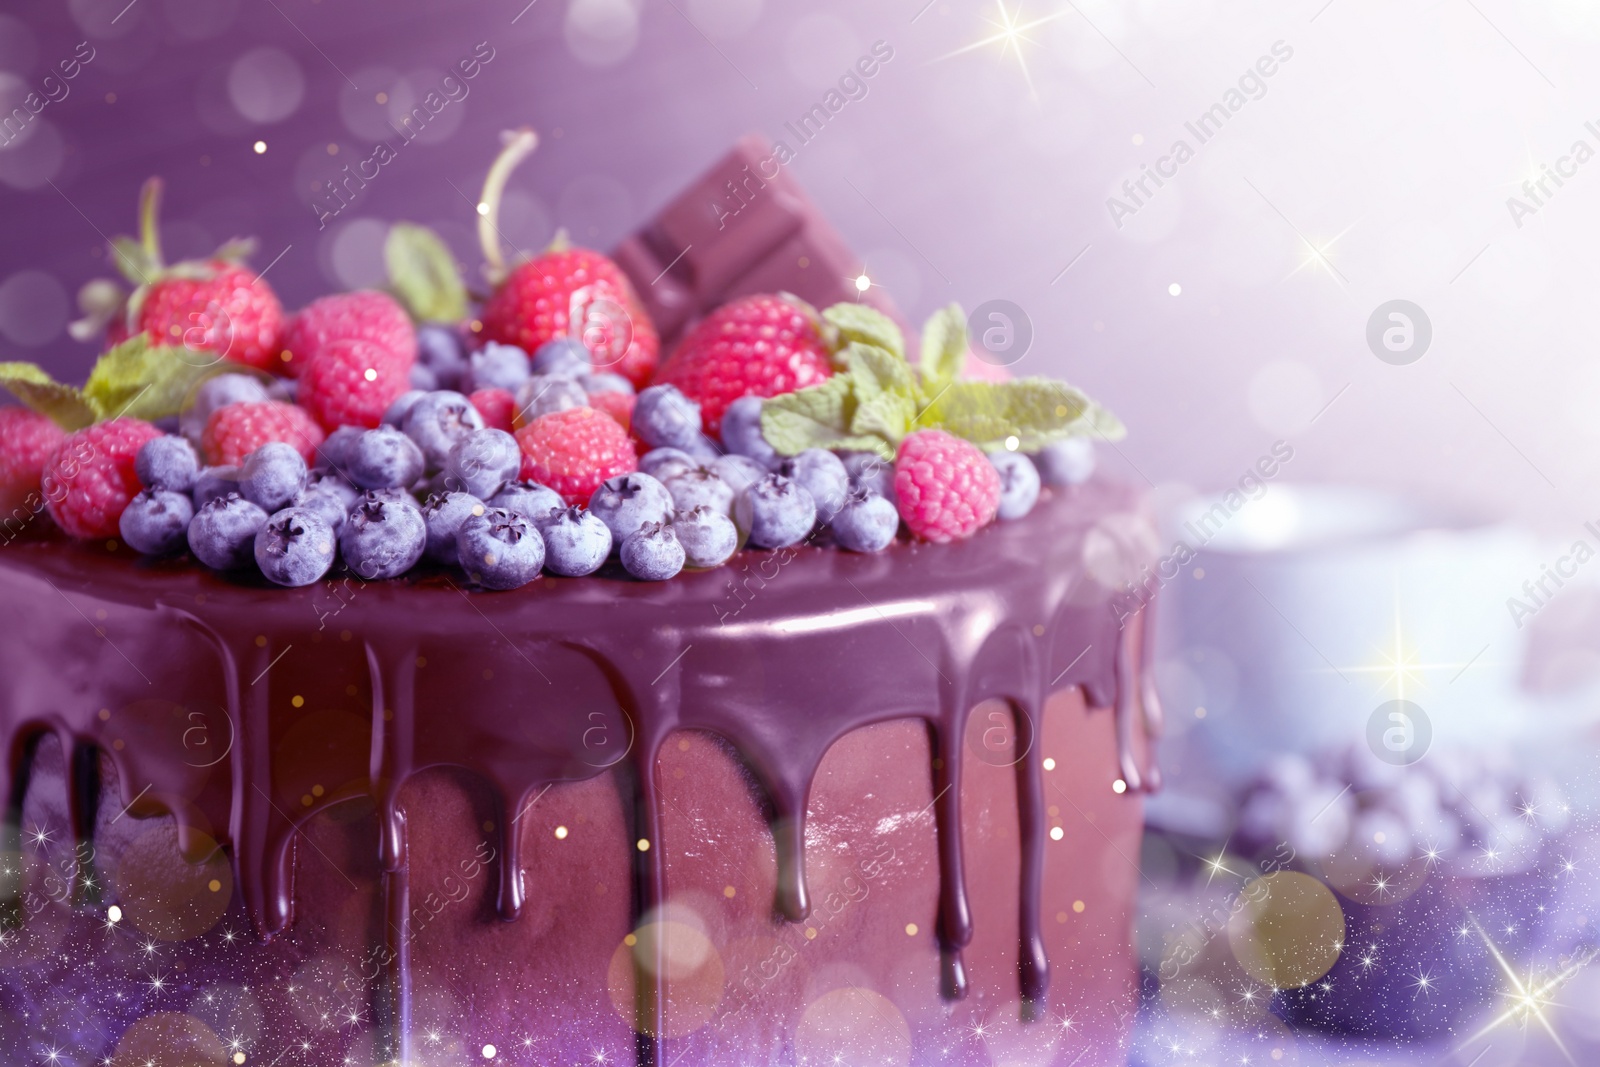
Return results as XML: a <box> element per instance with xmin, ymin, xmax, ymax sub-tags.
<box><xmin>386</xmin><ymin>223</ymin><xmax>468</xmax><ymax>323</ymax></box>
<box><xmin>923</xmin><ymin>378</ymin><xmax>1120</xmax><ymax>451</ymax></box>
<box><xmin>918</xmin><ymin>303</ymin><xmax>966</xmax><ymax>395</ymax></box>
<box><xmin>823</xmin><ymin>303</ymin><xmax>904</xmax><ymax>362</ymax></box>
<box><xmin>850</xmin><ymin>392</ymin><xmax>915</xmax><ymax>443</ymax></box>
<box><xmin>844</xmin><ymin>343</ymin><xmax>916</xmax><ymax>404</ymax></box>
<box><xmin>760</xmin><ymin>375</ymin><xmax>894</xmax><ymax>459</ymax></box>
<box><xmin>83</xmin><ymin>334</ymin><xmax>227</xmax><ymax>422</ymax></box>
<box><xmin>0</xmin><ymin>362</ymin><xmax>99</xmax><ymax>429</ymax></box>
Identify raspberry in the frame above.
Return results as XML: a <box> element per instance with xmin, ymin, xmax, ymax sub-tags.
<box><xmin>0</xmin><ymin>408</ymin><xmax>67</xmax><ymax>515</ymax></box>
<box><xmin>131</xmin><ymin>263</ymin><xmax>285</xmax><ymax>373</ymax></box>
<box><xmin>590</xmin><ymin>390</ymin><xmax>634</xmax><ymax>432</ymax></box>
<box><xmin>514</xmin><ymin>406</ymin><xmax>637</xmax><ymax>506</ymax></box>
<box><xmin>278</xmin><ymin>291</ymin><xmax>416</xmax><ymax>378</ymax></box>
<box><xmin>893</xmin><ymin>430</ymin><xmax>1000</xmax><ymax>543</ymax></box>
<box><xmin>298</xmin><ymin>337</ymin><xmax>414</xmax><ymax>431</ymax></box>
<box><xmin>481</xmin><ymin>247</ymin><xmax>660</xmax><ymax>389</ymax></box>
<box><xmin>468</xmin><ymin>388</ymin><xmax>516</xmax><ymax>433</ymax></box>
<box><xmin>41</xmin><ymin>418</ymin><xmax>163</xmax><ymax>540</ymax></box>
<box><xmin>652</xmin><ymin>294</ymin><xmax>833</xmax><ymax>438</ymax></box>
<box><xmin>202</xmin><ymin>401</ymin><xmax>326</xmax><ymax>467</ymax></box>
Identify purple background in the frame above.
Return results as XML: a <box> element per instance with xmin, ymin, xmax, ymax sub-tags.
<box><xmin>0</xmin><ymin>0</ymin><xmax>1595</xmax><ymax>528</ymax></box>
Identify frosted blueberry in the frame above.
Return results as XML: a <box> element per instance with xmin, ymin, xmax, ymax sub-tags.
<box><xmin>255</xmin><ymin>507</ymin><xmax>337</xmax><ymax>587</ymax></box>
<box><xmin>589</xmin><ymin>473</ymin><xmax>674</xmax><ymax>543</ymax></box>
<box><xmin>469</xmin><ymin>341</ymin><xmax>532</xmax><ymax>393</ymax></box>
<box><xmin>409</xmin><ymin>363</ymin><xmax>440</xmax><ymax>391</ymax></box>
<box><xmin>1032</xmin><ymin>438</ymin><xmax>1094</xmax><ymax>486</ymax></box>
<box><xmin>356</xmin><ymin>487</ymin><xmax>422</xmax><ymax>514</ymax></box>
<box><xmin>735</xmin><ymin>474</ymin><xmax>816</xmax><ymax>549</ymax></box>
<box><xmin>417</xmin><ymin>323</ymin><xmax>469</xmax><ymax>390</ymax></box>
<box><xmin>579</xmin><ymin>372</ymin><xmax>634</xmax><ymax>396</ymax></box>
<box><xmin>683</xmin><ymin>434</ymin><xmax>723</xmax><ymax>463</ymax></box>
<box><xmin>633</xmin><ymin>384</ymin><xmax>702</xmax><ymax>449</ymax></box>
<box><xmin>382</xmin><ymin>389</ymin><xmax>428</xmax><ymax>428</ymax></box>
<box><xmin>640</xmin><ymin>447</ymin><xmax>697</xmax><ymax>483</ymax></box>
<box><xmin>444</xmin><ymin>428</ymin><xmax>520</xmax><ymax>499</ymax></box>
<box><xmin>240</xmin><ymin>441</ymin><xmax>308</xmax><ymax>513</ymax></box>
<box><xmin>339</xmin><ymin>497</ymin><xmax>427</xmax><ymax>580</ymax></box>
<box><xmin>180</xmin><ymin>373</ymin><xmax>269</xmax><ymax>440</ymax></box>
<box><xmin>514</xmin><ymin>374</ymin><xmax>588</xmax><ymax>423</ymax></box>
<box><xmin>314</xmin><ymin>425</ymin><xmax>365</xmax><ymax>475</ymax></box>
<box><xmin>989</xmin><ymin>450</ymin><xmax>1041</xmax><ymax>520</ymax></box>
<box><xmin>831</xmin><ymin>490</ymin><xmax>899</xmax><ymax>553</ymax></box>
<box><xmin>714</xmin><ymin>454</ymin><xmax>769</xmax><ymax>495</ymax></box>
<box><xmin>188</xmin><ymin>494</ymin><xmax>268</xmax><ymax>570</ymax></box>
<box><xmin>402</xmin><ymin>391</ymin><xmax>485</xmax><ymax>469</ymax></box>
<box><xmin>665</xmin><ymin>467</ymin><xmax>734</xmax><ymax>517</ymax></box>
<box><xmin>348</xmin><ymin>427</ymin><xmax>426</xmax><ymax>490</ymax></box>
<box><xmin>135</xmin><ymin>435</ymin><xmax>199</xmax><ymax>492</ymax></box>
<box><xmin>842</xmin><ymin>451</ymin><xmax>895</xmax><ymax>503</ymax></box>
<box><xmin>620</xmin><ymin>521</ymin><xmax>685</xmax><ymax>581</ymax></box>
<box><xmin>491</xmin><ymin>481</ymin><xmax>564</xmax><ymax>530</ymax></box>
<box><xmin>422</xmin><ymin>491</ymin><xmax>488</xmax><ymax>565</ymax></box>
<box><xmin>192</xmin><ymin>465</ymin><xmax>242</xmax><ymax>507</ymax></box>
<box><xmin>530</xmin><ymin>337</ymin><xmax>591</xmax><ymax>376</ymax></box>
<box><xmin>457</xmin><ymin>508</ymin><xmax>545</xmax><ymax>590</ymax></box>
<box><xmin>540</xmin><ymin>506</ymin><xmax>613</xmax><ymax>577</ymax></box>
<box><xmin>118</xmin><ymin>490</ymin><xmax>194</xmax><ymax>555</ymax></box>
<box><xmin>779</xmin><ymin>449</ymin><xmax>848</xmax><ymax>525</ymax></box>
<box><xmin>674</xmin><ymin>506</ymin><xmax>739</xmax><ymax>568</ymax></box>
<box><xmin>719</xmin><ymin>395</ymin><xmax>777</xmax><ymax>468</ymax></box>
<box><xmin>294</xmin><ymin>484</ymin><xmax>351</xmax><ymax>533</ymax></box>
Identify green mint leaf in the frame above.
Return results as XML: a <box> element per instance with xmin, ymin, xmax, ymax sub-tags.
<box><xmin>850</xmin><ymin>391</ymin><xmax>915</xmax><ymax>443</ymax></box>
<box><xmin>83</xmin><ymin>334</ymin><xmax>227</xmax><ymax>423</ymax></box>
<box><xmin>918</xmin><ymin>303</ymin><xmax>967</xmax><ymax>395</ymax></box>
<box><xmin>823</xmin><ymin>303</ymin><xmax>904</xmax><ymax>362</ymax></box>
<box><xmin>0</xmin><ymin>362</ymin><xmax>99</xmax><ymax>429</ymax></box>
<box><xmin>922</xmin><ymin>378</ymin><xmax>1124</xmax><ymax>451</ymax></box>
<box><xmin>760</xmin><ymin>375</ymin><xmax>895</xmax><ymax>460</ymax></box>
<box><xmin>386</xmin><ymin>222</ymin><xmax>468</xmax><ymax>323</ymax></box>
<box><xmin>844</xmin><ymin>342</ymin><xmax>916</xmax><ymax>404</ymax></box>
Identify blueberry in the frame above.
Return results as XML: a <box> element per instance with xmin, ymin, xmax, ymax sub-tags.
<box><xmin>514</xmin><ymin>374</ymin><xmax>588</xmax><ymax>423</ymax></box>
<box><xmin>294</xmin><ymin>484</ymin><xmax>351</xmax><ymax>533</ymax></box>
<box><xmin>188</xmin><ymin>493</ymin><xmax>268</xmax><ymax>570</ymax></box>
<box><xmin>444</xmin><ymin>428</ymin><xmax>520</xmax><ymax>499</ymax></box>
<box><xmin>831</xmin><ymin>490</ymin><xmax>899</xmax><ymax>553</ymax></box>
<box><xmin>530</xmin><ymin>337</ymin><xmax>591</xmax><ymax>376</ymax></box>
<box><xmin>735</xmin><ymin>474</ymin><xmax>816</xmax><ymax>549</ymax></box>
<box><xmin>989</xmin><ymin>450</ymin><xmax>1041</xmax><ymax>520</ymax></box>
<box><xmin>422</xmin><ymin>491</ymin><xmax>487</xmax><ymax>565</ymax></box>
<box><xmin>714</xmin><ymin>454</ymin><xmax>768</xmax><ymax>494</ymax></box>
<box><xmin>118</xmin><ymin>489</ymin><xmax>194</xmax><ymax>555</ymax></box>
<box><xmin>417</xmin><ymin>323</ymin><xmax>469</xmax><ymax>390</ymax></box>
<box><xmin>633</xmin><ymin>384</ymin><xmax>701</xmax><ymax>449</ymax></box>
<box><xmin>356</xmin><ymin>487</ymin><xmax>422</xmax><ymax>514</ymax></box>
<box><xmin>304</xmin><ymin>468</ymin><xmax>360</xmax><ymax>510</ymax></box>
<box><xmin>579</xmin><ymin>372</ymin><xmax>634</xmax><ymax>396</ymax></box>
<box><xmin>382</xmin><ymin>389</ymin><xmax>428</xmax><ymax>428</ymax></box>
<box><xmin>180</xmin><ymin>373</ymin><xmax>269</xmax><ymax>440</ymax></box>
<box><xmin>779</xmin><ymin>448</ymin><xmax>849</xmax><ymax>525</ymax></box>
<box><xmin>265</xmin><ymin>377</ymin><xmax>298</xmax><ymax>404</ymax></box>
<box><xmin>620</xmin><ymin>521</ymin><xmax>685</xmax><ymax>580</ymax></box>
<box><xmin>1032</xmin><ymin>438</ymin><xmax>1094</xmax><ymax>486</ymax></box>
<box><xmin>409</xmin><ymin>363</ymin><xmax>440</xmax><ymax>391</ymax></box>
<box><xmin>539</xmin><ymin>506</ymin><xmax>613</xmax><ymax>577</ymax></box>
<box><xmin>674</xmin><ymin>506</ymin><xmax>739</xmax><ymax>568</ymax></box>
<box><xmin>719</xmin><ymin>395</ymin><xmax>778</xmax><ymax>468</ymax></box>
<box><xmin>348</xmin><ymin>427</ymin><xmax>426</xmax><ymax>490</ymax></box>
<box><xmin>457</xmin><ymin>508</ymin><xmax>544</xmax><ymax>590</ymax></box>
<box><xmin>665</xmin><ymin>467</ymin><xmax>733</xmax><ymax>517</ymax></box>
<box><xmin>134</xmin><ymin>435</ymin><xmax>199</xmax><ymax>493</ymax></box>
<box><xmin>684</xmin><ymin>434</ymin><xmax>724</xmax><ymax>462</ymax></box>
<box><xmin>254</xmin><ymin>507</ymin><xmax>337</xmax><ymax>587</ymax></box>
<box><xmin>339</xmin><ymin>497</ymin><xmax>427</xmax><ymax>580</ymax></box>
<box><xmin>842</xmin><ymin>451</ymin><xmax>896</xmax><ymax>503</ymax></box>
<box><xmin>639</xmin><ymin>447</ymin><xmax>697</xmax><ymax>483</ymax></box>
<box><xmin>192</xmin><ymin>465</ymin><xmax>243</xmax><ymax>506</ymax></box>
<box><xmin>240</xmin><ymin>441</ymin><xmax>308</xmax><ymax>513</ymax></box>
<box><xmin>469</xmin><ymin>341</ymin><xmax>532</xmax><ymax>393</ymax></box>
<box><xmin>314</xmin><ymin>425</ymin><xmax>365</xmax><ymax>475</ymax></box>
<box><xmin>588</xmin><ymin>473</ymin><xmax>673</xmax><ymax>543</ymax></box>
<box><xmin>402</xmin><ymin>391</ymin><xmax>485</xmax><ymax>469</ymax></box>
<box><xmin>490</xmin><ymin>481</ymin><xmax>564</xmax><ymax>530</ymax></box>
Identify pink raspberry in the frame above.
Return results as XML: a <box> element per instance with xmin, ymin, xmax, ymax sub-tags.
<box><xmin>468</xmin><ymin>388</ymin><xmax>516</xmax><ymax>433</ymax></box>
<box><xmin>514</xmin><ymin>406</ymin><xmax>637</xmax><ymax>506</ymax></box>
<box><xmin>41</xmin><ymin>418</ymin><xmax>163</xmax><ymax>540</ymax></box>
<box><xmin>202</xmin><ymin>401</ymin><xmax>326</xmax><ymax>467</ymax></box>
<box><xmin>0</xmin><ymin>408</ymin><xmax>67</xmax><ymax>514</ymax></box>
<box><xmin>277</xmin><ymin>290</ymin><xmax>415</xmax><ymax>378</ymax></box>
<box><xmin>590</xmin><ymin>390</ymin><xmax>634</xmax><ymax>433</ymax></box>
<box><xmin>298</xmin><ymin>337</ymin><xmax>413</xmax><ymax>431</ymax></box>
<box><xmin>893</xmin><ymin>429</ymin><xmax>1000</xmax><ymax>543</ymax></box>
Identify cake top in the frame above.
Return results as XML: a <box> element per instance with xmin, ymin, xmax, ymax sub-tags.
<box><xmin>0</xmin><ymin>130</ymin><xmax>1124</xmax><ymax>593</ymax></box>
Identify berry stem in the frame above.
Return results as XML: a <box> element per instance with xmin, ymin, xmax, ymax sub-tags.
<box><xmin>477</xmin><ymin>128</ymin><xmax>539</xmax><ymax>287</ymax></box>
<box><xmin>138</xmin><ymin>177</ymin><xmax>165</xmax><ymax>271</ymax></box>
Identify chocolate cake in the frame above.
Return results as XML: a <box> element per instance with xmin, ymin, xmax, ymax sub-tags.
<box><xmin>0</xmin><ymin>480</ymin><xmax>1157</xmax><ymax>1066</ymax></box>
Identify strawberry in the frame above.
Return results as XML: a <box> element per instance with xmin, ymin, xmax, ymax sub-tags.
<box><xmin>474</xmin><ymin>130</ymin><xmax>660</xmax><ymax>389</ymax></box>
<box><xmin>72</xmin><ymin>178</ymin><xmax>285</xmax><ymax>372</ymax></box>
<box><xmin>41</xmin><ymin>418</ymin><xmax>163</xmax><ymax>540</ymax></box>
<box><xmin>201</xmin><ymin>401</ymin><xmax>326</xmax><ymax>467</ymax></box>
<box><xmin>0</xmin><ymin>408</ymin><xmax>67</xmax><ymax>514</ymax></box>
<box><xmin>893</xmin><ymin>429</ymin><xmax>1000</xmax><ymax>543</ymax></box>
<box><xmin>514</xmin><ymin>406</ymin><xmax>636</xmax><ymax>506</ymax></box>
<box><xmin>652</xmin><ymin>293</ymin><xmax>834</xmax><ymax>438</ymax></box>
<box><xmin>278</xmin><ymin>291</ymin><xmax>416</xmax><ymax>379</ymax></box>
<box><xmin>468</xmin><ymin>388</ymin><xmax>516</xmax><ymax>432</ymax></box>
<box><xmin>297</xmin><ymin>338</ymin><xmax>414</xmax><ymax>432</ymax></box>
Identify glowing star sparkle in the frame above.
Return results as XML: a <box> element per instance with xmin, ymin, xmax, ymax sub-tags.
<box><xmin>935</xmin><ymin>1</ymin><xmax>1070</xmax><ymax>100</ymax></box>
<box><xmin>1460</xmin><ymin>918</ymin><xmax>1598</xmax><ymax>1066</ymax></box>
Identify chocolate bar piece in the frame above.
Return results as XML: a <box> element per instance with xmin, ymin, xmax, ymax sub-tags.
<box><xmin>614</xmin><ymin>134</ymin><xmax>901</xmax><ymax>347</ymax></box>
